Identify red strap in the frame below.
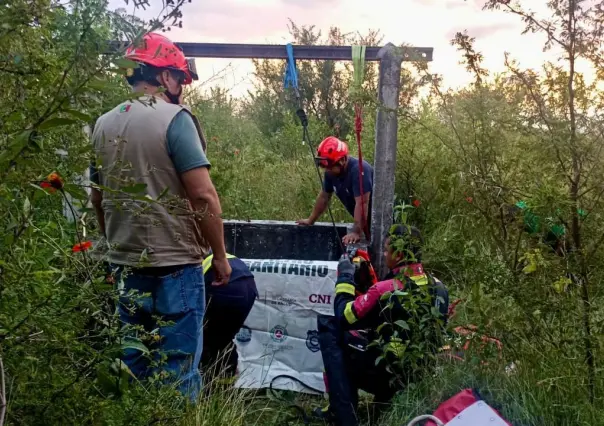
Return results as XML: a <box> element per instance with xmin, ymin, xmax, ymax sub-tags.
<box><xmin>354</xmin><ymin>103</ymin><xmax>370</xmax><ymax>240</ymax></box>
<box><xmin>448</xmin><ymin>298</ymin><xmax>463</xmax><ymax>318</ymax></box>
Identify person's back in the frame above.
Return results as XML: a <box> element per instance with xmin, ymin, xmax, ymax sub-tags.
<box><xmin>202</xmin><ymin>254</ymin><xmax>253</xmax><ymax>284</ymax></box>
<box><xmin>201</xmin><ymin>254</ymin><xmax>258</xmax><ymax>379</ymax></box>
<box><xmin>93</xmin><ymin>97</ymin><xmax>209</xmax><ymax>266</ymax></box>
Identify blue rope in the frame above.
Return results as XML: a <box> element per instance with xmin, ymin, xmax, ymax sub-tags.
<box><xmin>284</xmin><ymin>43</ymin><xmax>299</xmax><ymax>91</ymax></box>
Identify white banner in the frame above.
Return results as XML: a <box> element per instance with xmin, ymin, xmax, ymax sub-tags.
<box><xmin>233</xmin><ymin>258</ymin><xmax>338</xmax><ymax>394</ymax></box>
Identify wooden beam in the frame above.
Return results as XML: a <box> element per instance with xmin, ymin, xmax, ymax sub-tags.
<box><xmin>108</xmin><ymin>41</ymin><xmax>433</xmax><ymax>62</ymax></box>
<box><xmin>371</xmin><ymin>43</ymin><xmax>404</xmax><ymax>277</ymax></box>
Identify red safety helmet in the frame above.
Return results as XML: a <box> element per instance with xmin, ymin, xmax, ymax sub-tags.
<box><xmin>315</xmin><ymin>136</ymin><xmax>349</xmax><ymax>168</ymax></box>
<box><xmin>124</xmin><ymin>32</ymin><xmax>198</xmax><ymax>85</ymax></box>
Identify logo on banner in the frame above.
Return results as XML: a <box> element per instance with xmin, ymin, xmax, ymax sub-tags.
<box><xmin>306</xmin><ymin>330</ymin><xmax>320</xmax><ymax>352</ymax></box>
<box><xmin>270</xmin><ymin>325</ymin><xmax>288</xmax><ymax>343</ymax></box>
<box><xmin>267</xmin><ymin>296</ymin><xmax>296</xmax><ymax>307</ymax></box>
<box><xmin>235</xmin><ymin>326</ymin><xmax>252</xmax><ymax>343</ymax></box>
<box><xmin>309</xmin><ymin>294</ymin><xmax>332</xmax><ymax>304</ymax></box>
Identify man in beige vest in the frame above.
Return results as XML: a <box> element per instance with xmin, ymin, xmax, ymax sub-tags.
<box><xmin>90</xmin><ymin>32</ymin><xmax>231</xmax><ymax>402</ymax></box>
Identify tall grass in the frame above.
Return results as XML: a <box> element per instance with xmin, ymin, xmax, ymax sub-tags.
<box><xmin>181</xmin><ymin>89</ymin><xmax>604</xmax><ymax>425</ymax></box>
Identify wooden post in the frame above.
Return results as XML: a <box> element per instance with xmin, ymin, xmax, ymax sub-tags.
<box><xmin>371</xmin><ymin>43</ymin><xmax>403</xmax><ymax>278</ymax></box>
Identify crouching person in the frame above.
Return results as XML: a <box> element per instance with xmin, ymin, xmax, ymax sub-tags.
<box><xmin>315</xmin><ymin>225</ymin><xmax>449</xmax><ymax>426</ymax></box>
<box><xmin>201</xmin><ymin>252</ymin><xmax>258</xmax><ymax>382</ymax></box>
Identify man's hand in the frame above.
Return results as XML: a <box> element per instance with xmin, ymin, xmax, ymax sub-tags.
<box><xmin>211</xmin><ymin>256</ymin><xmax>232</xmax><ymax>286</ymax></box>
<box><xmin>296</xmin><ymin>218</ymin><xmax>315</xmax><ymax>226</ymax></box>
<box><xmin>342</xmin><ymin>232</ymin><xmax>361</xmax><ymax>245</ymax></box>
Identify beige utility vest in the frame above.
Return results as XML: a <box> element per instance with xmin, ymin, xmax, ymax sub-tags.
<box><xmin>92</xmin><ymin>95</ymin><xmax>210</xmax><ymax>267</ymax></box>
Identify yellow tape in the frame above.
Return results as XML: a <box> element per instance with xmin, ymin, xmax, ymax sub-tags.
<box><xmin>344</xmin><ymin>302</ymin><xmax>357</xmax><ymax>324</ymax></box>
<box><xmin>203</xmin><ymin>253</ymin><xmax>236</xmax><ymax>274</ymax></box>
<box><xmin>410</xmin><ymin>274</ymin><xmax>429</xmax><ymax>286</ymax></box>
<box><xmin>335</xmin><ymin>283</ymin><xmax>356</xmax><ymax>296</ymax></box>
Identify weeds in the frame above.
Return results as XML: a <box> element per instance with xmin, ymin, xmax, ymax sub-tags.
<box><xmin>1</xmin><ymin>0</ymin><xmax>604</xmax><ymax>425</ymax></box>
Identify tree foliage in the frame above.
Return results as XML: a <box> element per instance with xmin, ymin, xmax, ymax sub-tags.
<box><xmin>244</xmin><ymin>21</ymin><xmax>383</xmax><ymax>139</ymax></box>
<box><xmin>2</xmin><ymin>0</ymin><xmax>604</xmax><ymax>424</ymax></box>
<box><xmin>0</xmin><ymin>1</ymin><xmax>204</xmax><ymax>424</ymax></box>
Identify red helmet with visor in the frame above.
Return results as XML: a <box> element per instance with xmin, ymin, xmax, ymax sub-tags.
<box><xmin>125</xmin><ymin>32</ymin><xmax>198</xmax><ymax>84</ymax></box>
<box><xmin>315</xmin><ymin>136</ymin><xmax>349</xmax><ymax>168</ymax></box>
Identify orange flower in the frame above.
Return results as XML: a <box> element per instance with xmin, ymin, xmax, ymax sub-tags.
<box><xmin>40</xmin><ymin>181</ymin><xmax>56</xmax><ymax>193</ymax></box>
<box><xmin>412</xmin><ymin>199</ymin><xmax>421</xmax><ymax>208</ymax></box>
<box><xmin>234</xmin><ymin>149</ymin><xmax>240</xmax><ymax>156</ymax></box>
<box><xmin>47</xmin><ymin>172</ymin><xmax>64</xmax><ymax>190</ymax></box>
<box><xmin>72</xmin><ymin>241</ymin><xmax>92</xmax><ymax>252</ymax></box>
<box><xmin>466</xmin><ymin>197</ymin><xmax>473</xmax><ymax>203</ymax></box>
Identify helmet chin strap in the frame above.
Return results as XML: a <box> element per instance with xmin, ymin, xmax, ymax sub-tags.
<box><xmin>164</xmin><ymin>86</ymin><xmax>182</xmax><ymax>104</ymax></box>
<box><xmin>157</xmin><ymin>73</ymin><xmax>183</xmax><ymax>104</ymax></box>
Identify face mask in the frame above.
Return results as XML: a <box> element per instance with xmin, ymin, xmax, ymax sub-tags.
<box><xmin>165</xmin><ymin>86</ymin><xmax>182</xmax><ymax>105</ymax></box>
<box><xmin>158</xmin><ymin>71</ymin><xmax>183</xmax><ymax>105</ymax></box>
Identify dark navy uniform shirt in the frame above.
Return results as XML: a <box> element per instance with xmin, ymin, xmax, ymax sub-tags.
<box><xmin>203</xmin><ymin>254</ymin><xmax>254</xmax><ymax>285</ymax></box>
<box><xmin>323</xmin><ymin>157</ymin><xmax>374</xmax><ymax>218</ymax></box>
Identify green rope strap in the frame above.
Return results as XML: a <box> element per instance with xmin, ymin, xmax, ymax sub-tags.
<box><xmin>350</xmin><ymin>45</ymin><xmax>366</xmax><ymax>100</ymax></box>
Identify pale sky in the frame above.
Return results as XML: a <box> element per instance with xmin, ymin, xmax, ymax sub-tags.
<box><xmin>109</xmin><ymin>0</ymin><xmax>596</xmax><ymax>98</ymax></box>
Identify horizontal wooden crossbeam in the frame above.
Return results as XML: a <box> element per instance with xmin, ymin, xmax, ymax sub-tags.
<box><xmin>108</xmin><ymin>41</ymin><xmax>433</xmax><ymax>62</ymax></box>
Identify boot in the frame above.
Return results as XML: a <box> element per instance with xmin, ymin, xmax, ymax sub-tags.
<box><xmin>312</xmin><ymin>404</ymin><xmax>335</xmax><ymax>424</ymax></box>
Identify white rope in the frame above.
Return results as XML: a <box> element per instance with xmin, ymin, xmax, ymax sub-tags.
<box><xmin>406</xmin><ymin>414</ymin><xmax>445</xmax><ymax>426</ymax></box>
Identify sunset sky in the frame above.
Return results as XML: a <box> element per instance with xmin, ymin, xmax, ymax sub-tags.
<box><xmin>108</xmin><ymin>0</ymin><xmax>595</xmax><ymax>98</ymax></box>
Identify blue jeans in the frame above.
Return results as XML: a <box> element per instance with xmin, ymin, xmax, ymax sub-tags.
<box><xmin>117</xmin><ymin>264</ymin><xmax>205</xmax><ymax>401</ymax></box>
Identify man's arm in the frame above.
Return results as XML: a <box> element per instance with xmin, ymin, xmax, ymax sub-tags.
<box><xmin>91</xmin><ymin>188</ymin><xmax>106</xmax><ymax>237</ymax></box>
<box><xmin>308</xmin><ymin>190</ymin><xmax>332</xmax><ymax>224</ymax></box>
<box><xmin>350</xmin><ymin>163</ymin><xmax>373</xmax><ymax>236</ymax></box>
<box><xmin>180</xmin><ymin>167</ymin><xmax>227</xmax><ymax>258</ymax></box>
<box><xmin>333</xmin><ymin>259</ymin><xmax>377</xmax><ymax>330</ymax></box>
<box><xmin>89</xmin><ymin>162</ymin><xmax>106</xmax><ymax>237</ymax></box>
<box><xmin>310</xmin><ymin>172</ymin><xmax>336</xmax><ymax>223</ymax></box>
<box><xmin>167</xmin><ymin>111</ymin><xmax>227</xmax><ymax>260</ymax></box>
<box><xmin>297</xmin><ymin>190</ymin><xmax>332</xmax><ymax>226</ymax></box>
<box><xmin>352</xmin><ymin>192</ymin><xmax>371</xmax><ymax>235</ymax></box>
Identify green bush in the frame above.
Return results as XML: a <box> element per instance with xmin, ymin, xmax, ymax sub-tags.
<box><xmin>2</xmin><ymin>0</ymin><xmax>604</xmax><ymax>425</ymax></box>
